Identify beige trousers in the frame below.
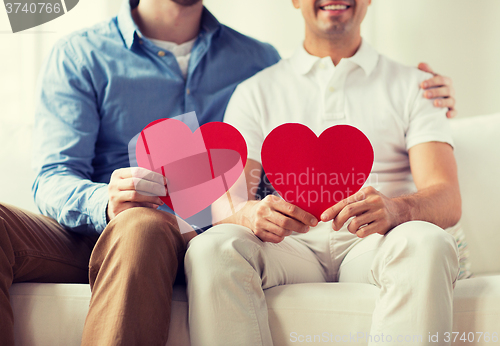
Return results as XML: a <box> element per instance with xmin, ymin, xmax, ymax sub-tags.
<box><xmin>185</xmin><ymin>220</ymin><xmax>459</xmax><ymax>346</ymax></box>
<box><xmin>0</xmin><ymin>203</ymin><xmax>186</xmax><ymax>346</ymax></box>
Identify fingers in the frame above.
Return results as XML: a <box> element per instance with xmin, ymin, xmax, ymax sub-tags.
<box><xmin>446</xmin><ymin>109</ymin><xmax>457</xmax><ymax>119</ymax></box>
<box><xmin>347</xmin><ymin>211</ymin><xmax>375</xmax><ymax>234</ymax></box>
<box><xmin>250</xmin><ymin>196</ymin><xmax>314</xmax><ymax>243</ymax></box>
<box><xmin>112</xmin><ymin>189</ymin><xmax>164</xmax><ymax>206</ymax></box>
<box><xmin>108</xmin><ymin>167</ymin><xmax>167</xmax><ymax>221</ymax></box>
<box><xmin>113</xmin><ymin>167</ymin><xmax>166</xmax><ymax>183</ymax></box>
<box><xmin>433</xmin><ymin>97</ymin><xmax>456</xmax><ymax>109</ymax></box>
<box><xmin>111</xmin><ymin>202</ymin><xmax>161</xmax><ymax>216</ymax></box>
<box><xmin>424</xmin><ymin>85</ymin><xmax>452</xmax><ymax>99</ymax></box>
<box><xmin>271</xmin><ymin>196</ymin><xmax>318</xmax><ymax>226</ymax></box>
<box><xmin>131</xmin><ymin>177</ymin><xmax>167</xmax><ymax>196</ymax></box>
<box><xmin>267</xmin><ymin>210</ymin><xmax>310</xmax><ymax>234</ymax></box>
<box><xmin>139</xmin><ymin>202</ymin><xmax>163</xmax><ymax>209</ymax></box>
<box><xmin>320</xmin><ymin>188</ymin><xmax>367</xmax><ymax>222</ymax></box>
<box><xmin>421</xmin><ymin>74</ymin><xmax>457</xmax><ymax>117</ymax></box>
<box><xmin>422</xmin><ymin>74</ymin><xmax>452</xmax><ymax>89</ymax></box>
<box><xmin>332</xmin><ymin>200</ymin><xmax>369</xmax><ymax>231</ymax></box>
<box><xmin>418</xmin><ymin>62</ymin><xmax>434</xmax><ymax>75</ymax></box>
<box><xmin>354</xmin><ymin>222</ymin><xmax>378</xmax><ymax>238</ymax></box>
<box><xmin>114</xmin><ymin>168</ymin><xmax>167</xmax><ymax>200</ymax></box>
<box><xmin>130</xmin><ymin>167</ymin><xmax>167</xmax><ymax>185</ymax></box>
<box><xmin>254</xmin><ymin>220</ymin><xmax>292</xmax><ymax>243</ymax></box>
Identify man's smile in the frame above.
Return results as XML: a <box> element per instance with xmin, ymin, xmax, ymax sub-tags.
<box><xmin>318</xmin><ymin>1</ymin><xmax>352</xmax><ymax>16</ymax></box>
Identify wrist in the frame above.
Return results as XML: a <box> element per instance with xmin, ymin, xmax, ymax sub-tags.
<box><xmin>390</xmin><ymin>197</ymin><xmax>413</xmax><ymax>228</ymax></box>
<box><xmin>238</xmin><ymin>200</ymin><xmax>259</xmax><ymax>230</ymax></box>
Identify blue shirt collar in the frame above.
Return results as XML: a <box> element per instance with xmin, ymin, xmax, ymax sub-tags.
<box><xmin>117</xmin><ymin>0</ymin><xmax>220</xmax><ymax>50</ymax></box>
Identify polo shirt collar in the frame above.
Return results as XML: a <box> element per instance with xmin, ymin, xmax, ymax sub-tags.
<box><xmin>347</xmin><ymin>39</ymin><xmax>379</xmax><ymax>76</ymax></box>
<box><xmin>291</xmin><ymin>38</ymin><xmax>379</xmax><ymax>76</ymax></box>
<box><xmin>117</xmin><ymin>0</ymin><xmax>221</xmax><ymax>50</ymax></box>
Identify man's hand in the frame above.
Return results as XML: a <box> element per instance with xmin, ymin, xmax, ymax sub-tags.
<box><xmin>245</xmin><ymin>195</ymin><xmax>318</xmax><ymax>243</ymax></box>
<box><xmin>320</xmin><ymin>186</ymin><xmax>408</xmax><ymax>238</ymax></box>
<box><xmin>418</xmin><ymin>62</ymin><xmax>457</xmax><ymax>118</ymax></box>
<box><xmin>107</xmin><ymin>167</ymin><xmax>167</xmax><ymax>222</ymax></box>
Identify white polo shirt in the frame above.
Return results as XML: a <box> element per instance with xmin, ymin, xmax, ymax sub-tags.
<box><xmin>224</xmin><ymin>40</ymin><xmax>453</xmax><ymax>198</ymax></box>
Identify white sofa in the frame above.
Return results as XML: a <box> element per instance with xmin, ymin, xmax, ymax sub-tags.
<box><xmin>4</xmin><ymin>113</ymin><xmax>500</xmax><ymax>345</ymax></box>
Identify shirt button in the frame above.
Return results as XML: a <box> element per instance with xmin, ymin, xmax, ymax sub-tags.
<box><xmin>158</xmin><ymin>51</ymin><xmax>166</xmax><ymax>57</ymax></box>
<box><xmin>139</xmin><ymin>40</ymin><xmax>143</xmax><ymax>45</ymax></box>
<box><xmin>329</xmin><ymin>87</ymin><xmax>336</xmax><ymax>92</ymax></box>
<box><xmin>319</xmin><ymin>63</ymin><xmax>326</xmax><ymax>69</ymax></box>
<box><xmin>186</xmin><ymin>89</ymin><xmax>191</xmax><ymax>95</ymax></box>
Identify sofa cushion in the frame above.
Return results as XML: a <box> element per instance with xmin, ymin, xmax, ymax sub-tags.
<box><xmin>451</xmin><ymin>113</ymin><xmax>500</xmax><ymax>274</ymax></box>
<box><xmin>10</xmin><ymin>277</ymin><xmax>500</xmax><ymax>345</ymax></box>
<box><xmin>266</xmin><ymin>277</ymin><xmax>500</xmax><ymax>345</ymax></box>
<box><xmin>9</xmin><ymin>283</ymin><xmax>188</xmax><ymax>346</ymax></box>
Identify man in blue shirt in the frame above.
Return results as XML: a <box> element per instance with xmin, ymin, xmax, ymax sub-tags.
<box><xmin>0</xmin><ymin>0</ymin><xmax>456</xmax><ymax>344</ymax></box>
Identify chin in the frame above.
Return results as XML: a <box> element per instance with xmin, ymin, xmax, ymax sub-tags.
<box><xmin>319</xmin><ymin>23</ymin><xmax>347</xmax><ymax>36</ymax></box>
<box><xmin>171</xmin><ymin>0</ymin><xmax>202</xmax><ymax>6</ymax></box>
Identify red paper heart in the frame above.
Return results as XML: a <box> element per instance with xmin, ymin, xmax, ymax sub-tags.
<box><xmin>135</xmin><ymin>119</ymin><xmax>247</xmax><ymax>219</ymax></box>
<box><xmin>261</xmin><ymin>124</ymin><xmax>374</xmax><ymax>220</ymax></box>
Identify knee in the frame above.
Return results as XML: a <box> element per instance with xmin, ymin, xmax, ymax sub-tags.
<box><xmin>185</xmin><ymin>224</ymin><xmax>259</xmax><ymax>270</ymax></box>
<box><xmin>0</xmin><ymin>203</ymin><xmax>15</xmax><ymax>235</ymax></box>
<box><xmin>388</xmin><ymin>221</ymin><xmax>458</xmax><ymax>263</ymax></box>
<box><xmin>105</xmin><ymin>207</ymin><xmax>182</xmax><ymax>251</ymax></box>
<box><xmin>0</xmin><ymin>204</ymin><xmax>19</xmax><ymax>265</ymax></box>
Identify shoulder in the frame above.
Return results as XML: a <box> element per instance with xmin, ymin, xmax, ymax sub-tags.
<box><xmin>372</xmin><ymin>54</ymin><xmax>433</xmax><ymax>110</ymax></box>
<box><xmin>216</xmin><ymin>24</ymin><xmax>281</xmax><ymax>66</ymax></box>
<box><xmin>376</xmin><ymin>54</ymin><xmax>432</xmax><ymax>86</ymax></box>
<box><xmin>232</xmin><ymin>58</ymin><xmax>291</xmax><ymax>95</ymax></box>
<box><xmin>48</xmin><ymin>17</ymin><xmax>123</xmax><ymax>64</ymax></box>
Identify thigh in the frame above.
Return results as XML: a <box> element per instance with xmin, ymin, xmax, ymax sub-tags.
<box><xmin>187</xmin><ymin>224</ymin><xmax>328</xmax><ymax>289</ymax></box>
<box><xmin>0</xmin><ymin>203</ymin><xmax>96</xmax><ymax>284</ymax></box>
<box><xmin>337</xmin><ymin>232</ymin><xmax>384</xmax><ymax>284</ymax></box>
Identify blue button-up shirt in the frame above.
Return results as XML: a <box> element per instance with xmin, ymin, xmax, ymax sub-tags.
<box><xmin>32</xmin><ymin>1</ymin><xmax>280</xmax><ymax>235</ymax></box>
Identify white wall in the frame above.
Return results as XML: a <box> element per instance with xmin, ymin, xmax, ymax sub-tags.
<box><xmin>362</xmin><ymin>0</ymin><xmax>500</xmax><ymax>119</ymax></box>
<box><xmin>0</xmin><ymin>0</ymin><xmax>120</xmax><ymax>211</ymax></box>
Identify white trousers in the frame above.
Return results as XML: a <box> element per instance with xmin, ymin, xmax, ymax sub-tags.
<box><xmin>185</xmin><ymin>221</ymin><xmax>459</xmax><ymax>346</ymax></box>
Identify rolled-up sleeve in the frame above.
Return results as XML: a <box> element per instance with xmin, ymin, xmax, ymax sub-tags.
<box><xmin>32</xmin><ymin>40</ymin><xmax>108</xmax><ymax>235</ymax></box>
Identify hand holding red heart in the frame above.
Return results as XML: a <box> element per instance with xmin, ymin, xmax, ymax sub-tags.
<box><xmin>321</xmin><ymin>186</ymin><xmax>409</xmax><ymax>238</ymax></box>
<box><xmin>107</xmin><ymin>167</ymin><xmax>167</xmax><ymax>222</ymax></box>
<box><xmin>243</xmin><ymin>195</ymin><xmax>318</xmax><ymax>243</ymax></box>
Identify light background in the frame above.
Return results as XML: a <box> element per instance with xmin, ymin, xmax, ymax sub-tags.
<box><xmin>0</xmin><ymin>0</ymin><xmax>499</xmax><ymax>211</ymax></box>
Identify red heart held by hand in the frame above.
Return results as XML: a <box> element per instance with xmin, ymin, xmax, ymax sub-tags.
<box><xmin>261</xmin><ymin>124</ymin><xmax>374</xmax><ymax>220</ymax></box>
<box><xmin>135</xmin><ymin>119</ymin><xmax>247</xmax><ymax>219</ymax></box>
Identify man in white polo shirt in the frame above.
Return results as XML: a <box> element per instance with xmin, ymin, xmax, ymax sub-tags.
<box><xmin>185</xmin><ymin>0</ymin><xmax>461</xmax><ymax>345</ymax></box>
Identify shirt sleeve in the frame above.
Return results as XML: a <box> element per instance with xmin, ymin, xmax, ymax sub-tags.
<box><xmin>405</xmin><ymin>71</ymin><xmax>454</xmax><ymax>151</ymax></box>
<box><xmin>32</xmin><ymin>40</ymin><xmax>109</xmax><ymax>235</ymax></box>
<box><xmin>223</xmin><ymin>81</ymin><xmax>265</xmax><ymax>164</ymax></box>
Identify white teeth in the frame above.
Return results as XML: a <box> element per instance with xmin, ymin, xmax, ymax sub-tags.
<box><xmin>322</xmin><ymin>4</ymin><xmax>348</xmax><ymax>10</ymax></box>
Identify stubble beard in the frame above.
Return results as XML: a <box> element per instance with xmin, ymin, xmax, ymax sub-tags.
<box><xmin>171</xmin><ymin>0</ymin><xmax>202</xmax><ymax>6</ymax></box>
